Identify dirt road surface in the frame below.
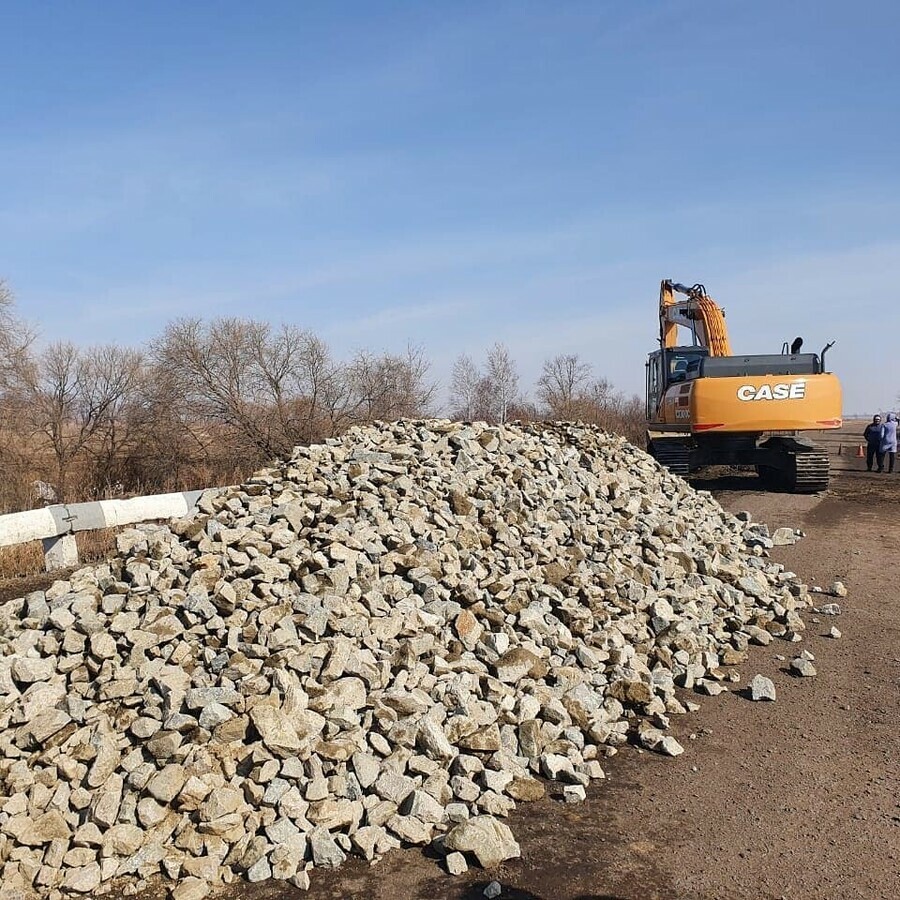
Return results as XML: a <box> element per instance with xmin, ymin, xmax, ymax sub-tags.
<box><xmin>243</xmin><ymin>461</ymin><xmax>900</xmax><ymax>900</ymax></box>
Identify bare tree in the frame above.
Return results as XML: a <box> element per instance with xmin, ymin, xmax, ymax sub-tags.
<box><xmin>484</xmin><ymin>342</ymin><xmax>519</xmax><ymax>424</ymax></box>
<box><xmin>449</xmin><ymin>355</ymin><xmax>483</xmax><ymax>420</ymax></box>
<box><xmin>285</xmin><ymin>332</ymin><xmax>350</xmax><ymax>442</ymax></box>
<box><xmin>152</xmin><ymin>317</ymin><xmax>331</xmax><ymax>462</ymax></box>
<box><xmin>151</xmin><ymin>320</ymin><xmax>438</xmax><ymax>464</ymax></box>
<box><xmin>247</xmin><ymin>323</ymin><xmax>351</xmax><ymax>445</ymax></box>
<box><xmin>347</xmin><ymin>345</ymin><xmax>436</xmax><ymax>422</ymax></box>
<box><xmin>0</xmin><ymin>283</ymin><xmax>32</xmax><ymax>508</ymax></box>
<box><xmin>588</xmin><ymin>376</ymin><xmax>615</xmax><ymax>404</ymax></box>
<box><xmin>536</xmin><ymin>353</ymin><xmax>593</xmax><ymax>419</ymax></box>
<box><xmin>0</xmin><ymin>281</ymin><xmax>35</xmax><ymax>393</ymax></box>
<box><xmin>12</xmin><ymin>342</ymin><xmax>143</xmax><ymax>500</ymax></box>
<box><xmin>82</xmin><ymin>346</ymin><xmax>147</xmax><ymax>495</ymax></box>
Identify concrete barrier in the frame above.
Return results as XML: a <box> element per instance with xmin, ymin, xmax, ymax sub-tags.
<box><xmin>0</xmin><ymin>490</ymin><xmax>208</xmax><ymax>571</ymax></box>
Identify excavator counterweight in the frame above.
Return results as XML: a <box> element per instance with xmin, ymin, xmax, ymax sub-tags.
<box><xmin>646</xmin><ymin>279</ymin><xmax>842</xmax><ymax>492</ymax></box>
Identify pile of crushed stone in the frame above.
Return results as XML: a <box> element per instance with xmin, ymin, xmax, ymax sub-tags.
<box><xmin>0</xmin><ymin>420</ymin><xmax>810</xmax><ymax>898</ymax></box>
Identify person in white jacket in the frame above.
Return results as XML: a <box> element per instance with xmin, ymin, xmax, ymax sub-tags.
<box><xmin>880</xmin><ymin>413</ymin><xmax>898</xmax><ymax>474</ymax></box>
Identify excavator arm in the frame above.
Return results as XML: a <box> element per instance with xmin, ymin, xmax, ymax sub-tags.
<box><xmin>659</xmin><ymin>279</ymin><xmax>732</xmax><ymax>357</ymax></box>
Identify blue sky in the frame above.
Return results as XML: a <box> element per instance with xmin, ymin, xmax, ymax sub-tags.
<box><xmin>1</xmin><ymin>0</ymin><xmax>898</xmax><ymax>413</ymax></box>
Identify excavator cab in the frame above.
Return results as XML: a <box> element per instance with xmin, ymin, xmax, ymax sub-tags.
<box><xmin>646</xmin><ymin>347</ymin><xmax>707</xmax><ymax>419</ymax></box>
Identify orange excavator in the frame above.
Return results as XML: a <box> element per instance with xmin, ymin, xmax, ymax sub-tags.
<box><xmin>646</xmin><ymin>279</ymin><xmax>842</xmax><ymax>492</ymax></box>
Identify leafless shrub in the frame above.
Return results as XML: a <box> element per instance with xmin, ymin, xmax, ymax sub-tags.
<box><xmin>347</xmin><ymin>345</ymin><xmax>436</xmax><ymax>423</ymax></box>
<box><xmin>8</xmin><ymin>342</ymin><xmax>144</xmax><ymax>501</ymax></box>
<box><xmin>536</xmin><ymin>354</ymin><xmax>593</xmax><ymax>419</ymax></box>
<box><xmin>448</xmin><ymin>354</ymin><xmax>496</xmax><ymax>422</ymax></box>
<box><xmin>484</xmin><ymin>343</ymin><xmax>520</xmax><ymax>424</ymax></box>
<box><xmin>534</xmin><ymin>354</ymin><xmax>645</xmax><ymax>443</ymax></box>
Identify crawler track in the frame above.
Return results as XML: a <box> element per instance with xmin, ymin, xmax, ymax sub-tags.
<box><xmin>789</xmin><ymin>447</ymin><xmax>831</xmax><ymax>493</ymax></box>
<box><xmin>649</xmin><ymin>439</ymin><xmax>691</xmax><ymax>477</ymax></box>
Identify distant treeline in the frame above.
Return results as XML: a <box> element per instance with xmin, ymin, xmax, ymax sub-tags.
<box><xmin>0</xmin><ymin>281</ymin><xmax>642</xmax><ymax>512</ymax></box>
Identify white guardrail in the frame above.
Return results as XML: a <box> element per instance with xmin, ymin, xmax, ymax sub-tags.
<box><xmin>0</xmin><ymin>491</ymin><xmax>207</xmax><ymax>572</ymax></box>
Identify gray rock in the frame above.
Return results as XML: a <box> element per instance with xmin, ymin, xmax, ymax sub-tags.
<box><xmin>200</xmin><ymin>787</ymin><xmax>243</xmax><ymax>822</ymax></box>
<box><xmin>446</xmin><ymin>801</ymin><xmax>470</xmax><ymax>823</ymax></box>
<box><xmin>374</xmin><ymin>770</ymin><xmax>417</xmax><ymax>805</ymax></box>
<box><xmin>444</xmin><ymin>816</ymin><xmax>521</xmax><ymax>868</ymax></box>
<box><xmin>749</xmin><ymin>674</ymin><xmax>777</xmax><ymax>701</ymax></box>
<box><xmin>387</xmin><ymin>814</ymin><xmax>434</xmax><ymax>845</ymax></box>
<box><xmin>738</xmin><ymin>575</ymin><xmax>767</xmax><ymax>599</ymax></box>
<box><xmin>771</xmin><ymin>527</ymin><xmax>800</xmax><ymax>546</ymax></box>
<box><xmin>790</xmin><ymin>658</ymin><xmax>817</xmax><ymax>677</ymax></box>
<box><xmin>62</xmin><ymin>862</ymin><xmax>101</xmax><ymax>893</ymax></box>
<box><xmin>351</xmin><ymin>751</ymin><xmax>381</xmax><ymax>789</ymax></box>
<box><xmin>130</xmin><ymin>717</ymin><xmax>161</xmax><ymax>739</ymax></box>
<box><xmin>101</xmin><ymin>823</ymin><xmax>144</xmax><ymax>856</ymax></box>
<box><xmin>247</xmin><ymin>856</ymin><xmax>272</xmax><ymax>882</ymax></box>
<box><xmin>350</xmin><ymin>825</ymin><xmax>387</xmax><ymax>861</ymax></box>
<box><xmin>48</xmin><ymin>607</ymin><xmax>76</xmax><ymax>630</ymax></box>
<box><xmin>445</xmin><ymin>851</ymin><xmax>468</xmax><ymax>875</ymax></box>
<box><xmin>309</xmin><ymin>827</ymin><xmax>346</xmax><ymax>869</ymax></box>
<box><xmin>400</xmin><ymin>790</ymin><xmax>446</xmax><ymax>825</ymax></box>
<box><xmin>146</xmin><ymin>764</ymin><xmax>186</xmax><ymax>803</ymax></box>
<box><xmin>89</xmin><ymin>632</ymin><xmax>117</xmax><ymax>660</ymax></box>
<box><xmin>91</xmin><ymin>773</ymin><xmax>124</xmax><ymax>828</ymax></box>
<box><xmin>640</xmin><ymin>729</ymin><xmax>685</xmax><ymax>757</ymax></box>
<box><xmin>185</xmin><ymin>686</ymin><xmax>242</xmax><ymax>710</ymax></box>
<box><xmin>540</xmin><ymin>753</ymin><xmax>576</xmax><ymax>782</ymax></box>
<box><xmin>417</xmin><ymin>718</ymin><xmax>456</xmax><ymax>761</ymax></box>
<box><xmin>658</xmin><ymin>736</ymin><xmax>685</xmax><ymax>757</ymax></box>
<box><xmin>171</xmin><ymin>877</ymin><xmax>211</xmax><ymax>900</ymax></box>
<box><xmin>198</xmin><ymin>702</ymin><xmax>234</xmax><ymax>730</ymax></box>
<box><xmin>484</xmin><ymin>881</ymin><xmax>502</xmax><ymax>899</ymax></box>
<box><xmin>696</xmin><ymin>681</ymin><xmax>727</xmax><ymax>697</ymax></box>
<box><xmin>10</xmin><ymin>657</ymin><xmax>54</xmax><ymax>684</ymax></box>
<box><xmin>137</xmin><ymin>797</ymin><xmax>168</xmax><ymax>828</ymax></box>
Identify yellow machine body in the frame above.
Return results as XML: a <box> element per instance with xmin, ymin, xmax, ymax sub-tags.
<box><xmin>654</xmin><ymin>373</ymin><xmax>843</xmax><ymax>433</ymax></box>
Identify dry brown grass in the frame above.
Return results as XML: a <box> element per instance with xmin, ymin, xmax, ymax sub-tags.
<box><xmin>0</xmin><ymin>528</ymin><xmax>117</xmax><ymax>581</ymax></box>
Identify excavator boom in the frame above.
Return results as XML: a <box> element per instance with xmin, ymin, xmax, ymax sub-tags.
<box><xmin>659</xmin><ymin>280</ymin><xmax>732</xmax><ymax>357</ymax></box>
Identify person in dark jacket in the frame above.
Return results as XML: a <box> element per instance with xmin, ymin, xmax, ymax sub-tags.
<box><xmin>880</xmin><ymin>413</ymin><xmax>898</xmax><ymax>474</ymax></box>
<box><xmin>864</xmin><ymin>414</ymin><xmax>884</xmax><ymax>472</ymax></box>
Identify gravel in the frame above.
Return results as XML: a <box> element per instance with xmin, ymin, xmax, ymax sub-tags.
<box><xmin>0</xmin><ymin>419</ymin><xmax>814</xmax><ymax>896</ymax></box>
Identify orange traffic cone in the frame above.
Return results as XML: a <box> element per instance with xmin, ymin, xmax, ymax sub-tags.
<box><xmin>856</xmin><ymin>444</ymin><xmax>865</xmax><ymax>458</ymax></box>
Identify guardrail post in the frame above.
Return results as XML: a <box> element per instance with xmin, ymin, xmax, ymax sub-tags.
<box><xmin>41</xmin><ymin>534</ymin><xmax>79</xmax><ymax>571</ymax></box>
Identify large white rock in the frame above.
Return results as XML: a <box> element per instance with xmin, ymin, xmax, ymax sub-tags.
<box><xmin>444</xmin><ymin>816</ymin><xmax>521</xmax><ymax>868</ymax></box>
